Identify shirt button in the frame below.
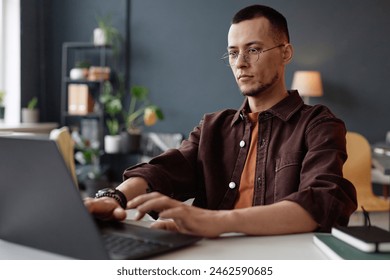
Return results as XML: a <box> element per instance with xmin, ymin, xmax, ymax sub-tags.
<box><xmin>239</xmin><ymin>140</ymin><xmax>245</xmax><ymax>147</ymax></box>
<box><xmin>229</xmin><ymin>182</ymin><xmax>236</xmax><ymax>189</ymax></box>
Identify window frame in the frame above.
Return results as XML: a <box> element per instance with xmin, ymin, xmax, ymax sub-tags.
<box><xmin>0</xmin><ymin>0</ymin><xmax>21</xmax><ymax>123</ymax></box>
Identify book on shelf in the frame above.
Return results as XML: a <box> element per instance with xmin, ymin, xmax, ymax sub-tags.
<box><xmin>68</xmin><ymin>84</ymin><xmax>94</xmax><ymax>115</ymax></box>
<box><xmin>331</xmin><ymin>226</ymin><xmax>390</xmax><ymax>253</ymax></box>
<box><xmin>313</xmin><ymin>233</ymin><xmax>390</xmax><ymax>260</ymax></box>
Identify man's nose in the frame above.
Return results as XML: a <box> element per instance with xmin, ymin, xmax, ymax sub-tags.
<box><xmin>235</xmin><ymin>54</ymin><xmax>248</xmax><ymax>68</ymax></box>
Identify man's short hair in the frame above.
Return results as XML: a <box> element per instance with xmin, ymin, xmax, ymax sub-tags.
<box><xmin>232</xmin><ymin>5</ymin><xmax>290</xmax><ymax>43</ymax></box>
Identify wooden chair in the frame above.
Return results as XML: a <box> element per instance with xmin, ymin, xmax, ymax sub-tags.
<box><xmin>343</xmin><ymin>131</ymin><xmax>389</xmax><ymax>212</ymax></box>
<box><xmin>50</xmin><ymin>126</ymin><xmax>78</xmax><ymax>187</ymax></box>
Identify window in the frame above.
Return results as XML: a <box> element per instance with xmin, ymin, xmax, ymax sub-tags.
<box><xmin>0</xmin><ymin>0</ymin><xmax>4</xmax><ymax>91</ymax></box>
<box><xmin>0</xmin><ymin>0</ymin><xmax>20</xmax><ymax>123</ymax></box>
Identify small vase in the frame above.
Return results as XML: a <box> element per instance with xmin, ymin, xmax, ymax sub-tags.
<box><xmin>104</xmin><ymin>135</ymin><xmax>121</xmax><ymax>154</ymax></box>
<box><xmin>21</xmin><ymin>108</ymin><xmax>39</xmax><ymax>123</ymax></box>
<box><xmin>120</xmin><ymin>131</ymin><xmax>142</xmax><ymax>154</ymax></box>
<box><xmin>70</xmin><ymin>68</ymin><xmax>87</xmax><ymax>80</ymax></box>
<box><xmin>93</xmin><ymin>28</ymin><xmax>106</xmax><ymax>46</ymax></box>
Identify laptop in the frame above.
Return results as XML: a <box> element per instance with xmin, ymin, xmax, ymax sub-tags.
<box><xmin>0</xmin><ymin>135</ymin><xmax>201</xmax><ymax>259</ymax></box>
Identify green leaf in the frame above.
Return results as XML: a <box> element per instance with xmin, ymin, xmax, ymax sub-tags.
<box><xmin>155</xmin><ymin>108</ymin><xmax>164</xmax><ymax>120</ymax></box>
<box><xmin>106</xmin><ymin>98</ymin><xmax>122</xmax><ymax>116</ymax></box>
<box><xmin>131</xmin><ymin>86</ymin><xmax>148</xmax><ymax>100</ymax></box>
<box><xmin>106</xmin><ymin>118</ymin><xmax>119</xmax><ymax>135</ymax></box>
<box><xmin>27</xmin><ymin>97</ymin><xmax>38</xmax><ymax>109</ymax></box>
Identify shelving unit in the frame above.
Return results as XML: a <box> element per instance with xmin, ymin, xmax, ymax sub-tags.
<box><xmin>60</xmin><ymin>42</ymin><xmax>113</xmax><ymax>146</ymax></box>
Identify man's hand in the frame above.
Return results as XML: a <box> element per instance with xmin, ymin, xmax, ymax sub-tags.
<box><xmin>127</xmin><ymin>192</ymin><xmax>228</xmax><ymax>238</ymax></box>
<box><xmin>84</xmin><ymin>177</ymin><xmax>149</xmax><ymax>221</ymax></box>
<box><xmin>84</xmin><ymin>197</ymin><xmax>127</xmax><ymax>221</ymax></box>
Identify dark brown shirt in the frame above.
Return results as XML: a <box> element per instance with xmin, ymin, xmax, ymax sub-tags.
<box><xmin>124</xmin><ymin>91</ymin><xmax>357</xmax><ymax>232</ymax></box>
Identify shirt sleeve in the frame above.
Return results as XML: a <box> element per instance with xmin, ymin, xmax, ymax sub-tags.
<box><xmin>283</xmin><ymin>117</ymin><xmax>357</xmax><ymax>232</ymax></box>
<box><xmin>122</xmin><ymin>123</ymin><xmax>202</xmax><ymax>202</ymax></box>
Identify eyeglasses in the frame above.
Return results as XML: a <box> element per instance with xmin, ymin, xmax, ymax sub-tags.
<box><xmin>221</xmin><ymin>44</ymin><xmax>286</xmax><ymax>67</ymax></box>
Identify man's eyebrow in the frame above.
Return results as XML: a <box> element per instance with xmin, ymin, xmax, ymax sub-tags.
<box><xmin>227</xmin><ymin>41</ymin><xmax>264</xmax><ymax>50</ymax></box>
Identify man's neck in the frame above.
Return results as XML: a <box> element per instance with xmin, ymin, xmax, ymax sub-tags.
<box><xmin>247</xmin><ymin>87</ymin><xmax>288</xmax><ymax>113</ymax></box>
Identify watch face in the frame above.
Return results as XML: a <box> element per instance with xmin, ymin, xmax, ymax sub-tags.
<box><xmin>94</xmin><ymin>188</ymin><xmax>126</xmax><ymax>209</ymax></box>
<box><xmin>96</xmin><ymin>188</ymin><xmax>114</xmax><ymax>196</ymax></box>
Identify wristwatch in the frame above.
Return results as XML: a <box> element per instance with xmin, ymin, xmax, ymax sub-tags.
<box><xmin>95</xmin><ymin>188</ymin><xmax>127</xmax><ymax>209</ymax></box>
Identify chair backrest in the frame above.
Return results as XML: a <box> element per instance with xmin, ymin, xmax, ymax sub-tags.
<box><xmin>343</xmin><ymin>131</ymin><xmax>389</xmax><ymax>211</ymax></box>
<box><xmin>50</xmin><ymin>126</ymin><xmax>78</xmax><ymax>187</ymax></box>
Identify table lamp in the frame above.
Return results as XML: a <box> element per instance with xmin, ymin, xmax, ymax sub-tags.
<box><xmin>291</xmin><ymin>71</ymin><xmax>323</xmax><ymax>104</ymax></box>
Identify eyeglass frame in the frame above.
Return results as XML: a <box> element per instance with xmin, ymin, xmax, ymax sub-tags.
<box><xmin>221</xmin><ymin>44</ymin><xmax>286</xmax><ymax>67</ymax></box>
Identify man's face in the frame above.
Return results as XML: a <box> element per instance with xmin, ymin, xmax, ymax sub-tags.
<box><xmin>227</xmin><ymin>17</ymin><xmax>285</xmax><ymax>97</ymax></box>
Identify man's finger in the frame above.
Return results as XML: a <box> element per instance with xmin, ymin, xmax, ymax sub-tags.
<box><xmin>127</xmin><ymin>193</ymin><xmax>184</xmax><ymax>222</ymax></box>
<box><xmin>83</xmin><ymin>197</ymin><xmax>126</xmax><ymax>221</ymax></box>
<box><xmin>158</xmin><ymin>205</ymin><xmax>187</xmax><ymax>220</ymax></box>
<box><xmin>134</xmin><ymin>196</ymin><xmax>181</xmax><ymax>217</ymax></box>
<box><xmin>126</xmin><ymin>192</ymin><xmax>163</xmax><ymax>209</ymax></box>
<box><xmin>150</xmin><ymin>220</ymin><xmax>179</xmax><ymax>232</ymax></box>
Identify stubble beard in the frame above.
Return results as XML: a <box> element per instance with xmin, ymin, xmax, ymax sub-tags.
<box><xmin>240</xmin><ymin>73</ymin><xmax>279</xmax><ymax>97</ymax></box>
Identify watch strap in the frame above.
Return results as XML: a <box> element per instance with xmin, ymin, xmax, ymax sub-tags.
<box><xmin>95</xmin><ymin>188</ymin><xmax>127</xmax><ymax>209</ymax></box>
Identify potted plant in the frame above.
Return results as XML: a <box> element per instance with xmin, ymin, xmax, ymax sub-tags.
<box><xmin>0</xmin><ymin>90</ymin><xmax>5</xmax><ymax>122</ymax></box>
<box><xmin>100</xmin><ymin>81</ymin><xmax>122</xmax><ymax>154</ymax></box>
<box><xmin>125</xmin><ymin>85</ymin><xmax>164</xmax><ymax>132</ymax></box>
<box><xmin>72</xmin><ymin>128</ymin><xmax>107</xmax><ymax>197</ymax></box>
<box><xmin>69</xmin><ymin>60</ymin><xmax>91</xmax><ymax>80</ymax></box>
<box><xmin>104</xmin><ymin>118</ymin><xmax>122</xmax><ymax>155</ymax></box>
<box><xmin>121</xmin><ymin>85</ymin><xmax>164</xmax><ymax>153</ymax></box>
<box><xmin>93</xmin><ymin>14</ymin><xmax>122</xmax><ymax>54</ymax></box>
<box><xmin>21</xmin><ymin>96</ymin><xmax>39</xmax><ymax>123</ymax></box>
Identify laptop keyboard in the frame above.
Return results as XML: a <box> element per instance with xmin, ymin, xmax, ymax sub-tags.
<box><xmin>102</xmin><ymin>233</ymin><xmax>172</xmax><ymax>258</ymax></box>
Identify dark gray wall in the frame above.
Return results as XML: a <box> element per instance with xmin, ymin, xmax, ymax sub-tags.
<box><xmin>22</xmin><ymin>0</ymin><xmax>390</xmax><ymax>143</ymax></box>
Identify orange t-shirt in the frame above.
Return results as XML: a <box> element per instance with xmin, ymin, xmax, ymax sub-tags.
<box><xmin>234</xmin><ymin>112</ymin><xmax>259</xmax><ymax>209</ymax></box>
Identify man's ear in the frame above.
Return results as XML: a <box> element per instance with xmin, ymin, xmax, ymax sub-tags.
<box><xmin>282</xmin><ymin>44</ymin><xmax>293</xmax><ymax>64</ymax></box>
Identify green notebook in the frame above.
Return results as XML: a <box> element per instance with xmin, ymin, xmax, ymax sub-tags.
<box><xmin>313</xmin><ymin>234</ymin><xmax>390</xmax><ymax>260</ymax></box>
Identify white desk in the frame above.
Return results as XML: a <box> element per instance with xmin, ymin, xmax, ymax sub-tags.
<box><xmin>0</xmin><ymin>122</ymin><xmax>58</xmax><ymax>135</ymax></box>
<box><xmin>0</xmin><ymin>219</ymin><xmax>327</xmax><ymax>260</ymax></box>
<box><xmin>153</xmin><ymin>232</ymin><xmax>326</xmax><ymax>260</ymax></box>
<box><xmin>6</xmin><ymin>211</ymin><xmax>388</xmax><ymax>260</ymax></box>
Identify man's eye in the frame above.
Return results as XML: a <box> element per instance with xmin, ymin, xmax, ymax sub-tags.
<box><xmin>247</xmin><ymin>48</ymin><xmax>259</xmax><ymax>54</ymax></box>
<box><xmin>229</xmin><ymin>52</ymin><xmax>238</xmax><ymax>57</ymax></box>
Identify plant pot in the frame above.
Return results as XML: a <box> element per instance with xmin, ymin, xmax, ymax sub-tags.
<box><xmin>70</xmin><ymin>68</ymin><xmax>88</xmax><ymax>80</ymax></box>
<box><xmin>104</xmin><ymin>134</ymin><xmax>121</xmax><ymax>154</ymax></box>
<box><xmin>120</xmin><ymin>131</ymin><xmax>142</xmax><ymax>154</ymax></box>
<box><xmin>93</xmin><ymin>27</ymin><xmax>106</xmax><ymax>45</ymax></box>
<box><xmin>21</xmin><ymin>108</ymin><xmax>39</xmax><ymax>123</ymax></box>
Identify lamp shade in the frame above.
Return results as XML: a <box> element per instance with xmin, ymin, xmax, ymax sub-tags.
<box><xmin>291</xmin><ymin>71</ymin><xmax>323</xmax><ymax>97</ymax></box>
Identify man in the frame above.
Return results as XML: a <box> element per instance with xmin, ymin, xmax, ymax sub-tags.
<box><xmin>85</xmin><ymin>5</ymin><xmax>357</xmax><ymax>238</ymax></box>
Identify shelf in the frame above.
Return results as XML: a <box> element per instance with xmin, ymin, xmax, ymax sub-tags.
<box><xmin>64</xmin><ymin>78</ymin><xmax>104</xmax><ymax>83</ymax></box>
<box><xmin>62</xmin><ymin>42</ymin><xmax>112</xmax><ymax>50</ymax></box>
<box><xmin>61</xmin><ymin>42</ymin><xmax>113</xmax><ymax>148</ymax></box>
<box><xmin>62</xmin><ymin>112</ymin><xmax>102</xmax><ymax>118</ymax></box>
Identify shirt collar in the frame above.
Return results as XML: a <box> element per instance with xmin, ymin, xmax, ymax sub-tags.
<box><xmin>231</xmin><ymin>90</ymin><xmax>304</xmax><ymax>127</ymax></box>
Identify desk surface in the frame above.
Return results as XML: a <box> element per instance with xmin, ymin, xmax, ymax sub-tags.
<box><xmin>3</xmin><ymin>211</ymin><xmax>389</xmax><ymax>260</ymax></box>
<box><xmin>0</xmin><ymin>219</ymin><xmax>327</xmax><ymax>260</ymax></box>
<box><xmin>0</xmin><ymin>122</ymin><xmax>58</xmax><ymax>134</ymax></box>
<box><xmin>153</xmin><ymin>232</ymin><xmax>326</xmax><ymax>260</ymax></box>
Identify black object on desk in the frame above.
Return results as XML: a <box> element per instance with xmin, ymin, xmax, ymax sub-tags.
<box><xmin>313</xmin><ymin>234</ymin><xmax>390</xmax><ymax>260</ymax></box>
<box><xmin>331</xmin><ymin>226</ymin><xmax>390</xmax><ymax>253</ymax></box>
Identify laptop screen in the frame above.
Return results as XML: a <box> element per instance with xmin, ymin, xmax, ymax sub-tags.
<box><xmin>0</xmin><ymin>135</ymin><xmax>108</xmax><ymax>259</ymax></box>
